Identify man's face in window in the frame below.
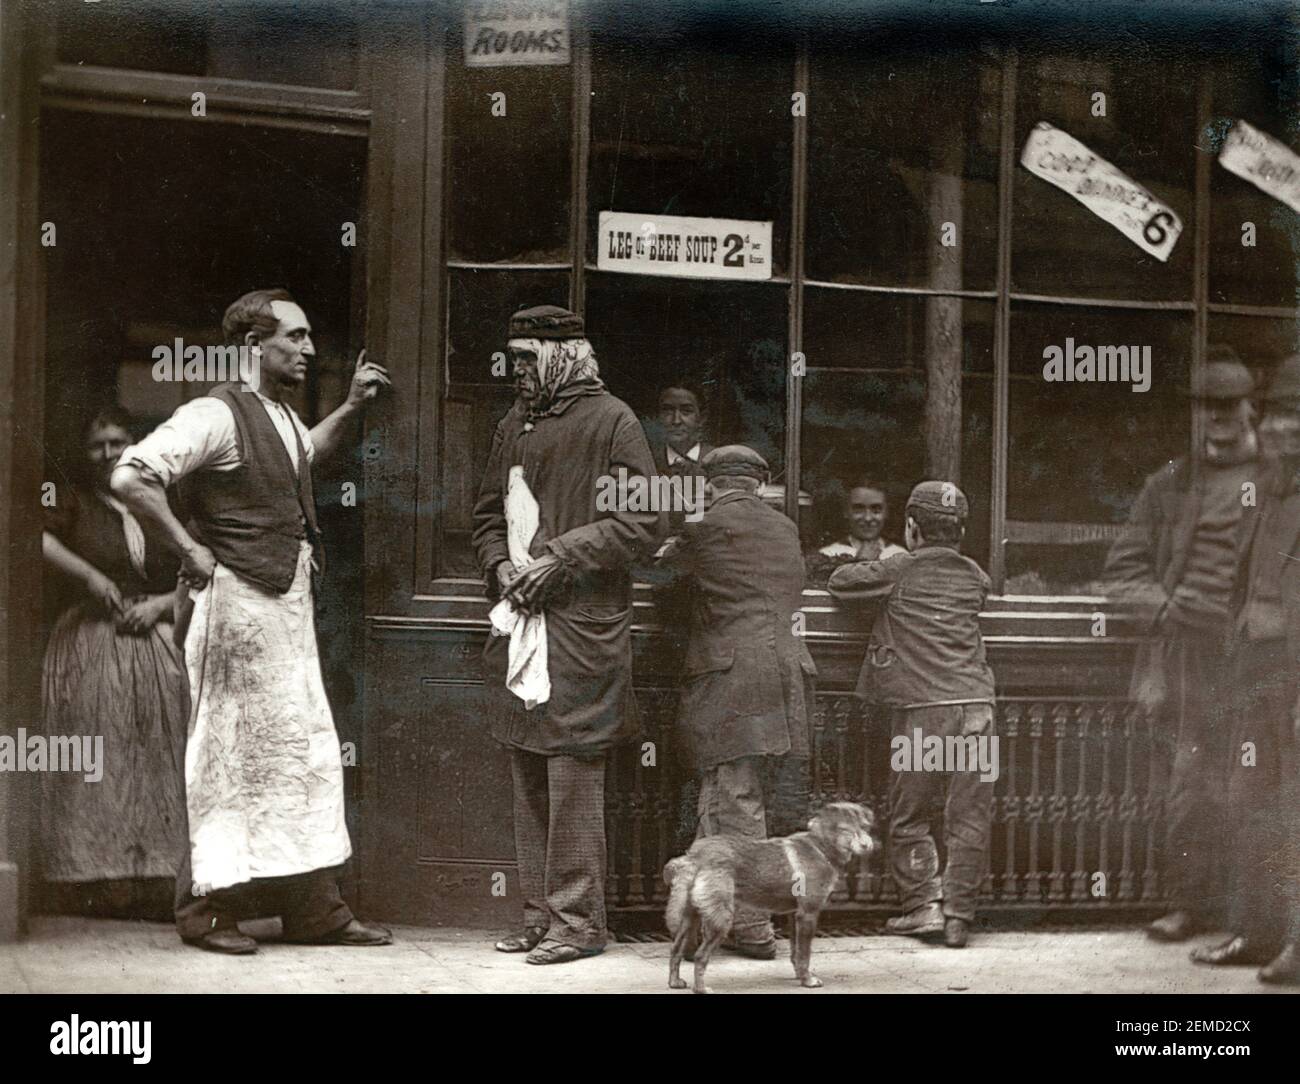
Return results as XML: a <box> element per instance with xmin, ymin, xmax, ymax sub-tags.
<box><xmin>1199</xmin><ymin>396</ymin><xmax>1252</xmax><ymax>448</ymax></box>
<box><xmin>846</xmin><ymin>486</ymin><xmax>887</xmax><ymax>543</ymax></box>
<box><xmin>1260</xmin><ymin>401</ymin><xmax>1300</xmax><ymax>463</ymax></box>
<box><xmin>657</xmin><ymin>387</ymin><xmax>702</xmax><ymax>454</ymax></box>
<box><xmin>508</xmin><ymin>340</ymin><xmax>541</xmax><ymax>405</ymax></box>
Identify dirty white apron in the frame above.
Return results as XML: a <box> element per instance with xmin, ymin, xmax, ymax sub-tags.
<box><xmin>183</xmin><ymin>540</ymin><xmax>351</xmax><ymax>892</ymax></box>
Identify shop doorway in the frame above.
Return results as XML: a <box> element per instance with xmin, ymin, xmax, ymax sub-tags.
<box><xmin>36</xmin><ymin>107</ymin><xmax>367</xmax><ymax>915</ymax></box>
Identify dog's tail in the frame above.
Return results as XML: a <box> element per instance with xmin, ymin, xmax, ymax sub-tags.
<box><xmin>663</xmin><ymin>856</ymin><xmax>695</xmax><ymax>935</ymax></box>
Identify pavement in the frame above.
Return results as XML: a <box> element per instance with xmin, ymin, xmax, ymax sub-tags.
<box><xmin>1</xmin><ymin>916</ymin><xmax>1296</xmax><ymax>993</ymax></box>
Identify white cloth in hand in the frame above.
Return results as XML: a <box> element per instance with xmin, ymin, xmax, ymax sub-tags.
<box><xmin>489</xmin><ymin>466</ymin><xmax>550</xmax><ymax>709</ymax></box>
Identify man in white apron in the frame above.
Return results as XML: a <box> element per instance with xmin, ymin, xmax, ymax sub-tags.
<box><xmin>111</xmin><ymin>288</ymin><xmax>392</xmax><ymax>954</ymax></box>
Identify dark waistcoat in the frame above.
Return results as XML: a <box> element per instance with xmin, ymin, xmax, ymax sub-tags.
<box><xmin>182</xmin><ymin>383</ymin><xmax>319</xmax><ymax>594</ymax></box>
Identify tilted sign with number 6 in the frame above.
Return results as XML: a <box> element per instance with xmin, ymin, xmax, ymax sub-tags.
<box><xmin>1020</xmin><ymin>122</ymin><xmax>1183</xmax><ymax>262</ymax></box>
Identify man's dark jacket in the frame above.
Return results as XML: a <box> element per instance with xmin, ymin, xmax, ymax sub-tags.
<box><xmin>656</xmin><ymin>489</ymin><xmax>815</xmax><ymax>772</ymax></box>
<box><xmin>1235</xmin><ymin>462</ymin><xmax>1300</xmax><ymax>679</ymax></box>
<box><xmin>473</xmin><ymin>388</ymin><xmax>664</xmax><ymax>755</ymax></box>
<box><xmin>1103</xmin><ymin>456</ymin><xmax>1256</xmax><ymax>704</ymax></box>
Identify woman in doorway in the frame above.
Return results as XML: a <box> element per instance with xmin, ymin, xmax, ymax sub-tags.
<box><xmin>40</xmin><ymin>405</ymin><xmax>188</xmax><ymax>919</ymax></box>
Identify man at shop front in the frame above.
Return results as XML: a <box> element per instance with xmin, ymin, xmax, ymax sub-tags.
<box><xmin>1103</xmin><ymin>347</ymin><xmax>1258</xmax><ymax>944</ymax></box>
<box><xmin>1191</xmin><ymin>353</ymin><xmax>1300</xmax><ymax>984</ymax></box>
<box><xmin>474</xmin><ymin>304</ymin><xmax>662</xmax><ymax>965</ymax></box>
<box><xmin>654</xmin><ymin>444</ymin><xmax>815</xmax><ymax>958</ymax></box>
<box><xmin>110</xmin><ymin>287</ymin><xmax>393</xmax><ymax>954</ymax></box>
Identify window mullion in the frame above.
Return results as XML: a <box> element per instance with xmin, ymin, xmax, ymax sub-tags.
<box><xmin>990</xmin><ymin>48</ymin><xmax>1018</xmax><ymax>592</ymax></box>
<box><xmin>786</xmin><ymin>31</ymin><xmax>809</xmax><ymax>524</ymax></box>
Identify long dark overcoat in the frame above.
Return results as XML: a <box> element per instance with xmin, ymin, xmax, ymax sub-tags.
<box><xmin>473</xmin><ymin>388</ymin><xmax>663</xmax><ymax>755</ymax></box>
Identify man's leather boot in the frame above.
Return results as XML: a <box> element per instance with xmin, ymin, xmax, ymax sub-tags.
<box><xmin>944</xmin><ymin>917</ymin><xmax>970</xmax><ymax>948</ymax></box>
<box><xmin>1258</xmin><ymin>942</ymin><xmax>1300</xmax><ymax>985</ymax></box>
<box><xmin>885</xmin><ymin>902</ymin><xmax>944</xmax><ymax>937</ymax></box>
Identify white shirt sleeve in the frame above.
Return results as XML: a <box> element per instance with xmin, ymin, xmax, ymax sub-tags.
<box><xmin>119</xmin><ymin>397</ymin><xmax>241</xmax><ymax>487</ymax></box>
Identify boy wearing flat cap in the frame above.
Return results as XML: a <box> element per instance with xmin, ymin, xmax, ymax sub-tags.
<box><xmin>828</xmin><ymin>480</ymin><xmax>994</xmax><ymax>948</ymax></box>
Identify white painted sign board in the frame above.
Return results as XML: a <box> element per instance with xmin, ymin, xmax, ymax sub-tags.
<box><xmin>597</xmin><ymin>212</ymin><xmax>773</xmax><ymax>281</ymax></box>
<box><xmin>464</xmin><ymin>1</ymin><xmax>569</xmax><ymax>67</ymax></box>
<box><xmin>1218</xmin><ymin>119</ymin><xmax>1300</xmax><ymax>215</ymax></box>
<box><xmin>1020</xmin><ymin>121</ymin><xmax>1183</xmax><ymax>262</ymax></box>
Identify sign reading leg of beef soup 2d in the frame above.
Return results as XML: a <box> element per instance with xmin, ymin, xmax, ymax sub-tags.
<box><xmin>1217</xmin><ymin>119</ymin><xmax>1300</xmax><ymax>214</ymax></box>
<box><xmin>1020</xmin><ymin>122</ymin><xmax>1183</xmax><ymax>262</ymax></box>
<box><xmin>597</xmin><ymin>212</ymin><xmax>773</xmax><ymax>281</ymax></box>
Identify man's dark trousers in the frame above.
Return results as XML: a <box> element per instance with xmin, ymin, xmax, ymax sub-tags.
<box><xmin>1224</xmin><ymin>639</ymin><xmax>1294</xmax><ymax>953</ymax></box>
<box><xmin>889</xmin><ymin>703</ymin><xmax>994</xmax><ymax>923</ymax></box>
<box><xmin>1156</xmin><ymin>625</ymin><xmax>1234</xmax><ymax>917</ymax></box>
<box><xmin>510</xmin><ymin>748</ymin><xmax>608</xmax><ymax>949</ymax></box>
<box><xmin>173</xmin><ymin>843</ymin><xmax>353</xmax><ymax>942</ymax></box>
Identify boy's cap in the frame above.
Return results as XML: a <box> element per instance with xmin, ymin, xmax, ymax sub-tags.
<box><xmin>701</xmin><ymin>444</ymin><xmax>769</xmax><ymax>480</ymax></box>
<box><xmin>508</xmin><ymin>304</ymin><xmax>584</xmax><ymax>341</ymax></box>
<box><xmin>907</xmin><ymin>480</ymin><xmax>968</xmax><ymax>518</ymax></box>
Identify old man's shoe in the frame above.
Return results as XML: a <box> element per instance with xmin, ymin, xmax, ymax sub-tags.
<box><xmin>944</xmin><ymin>918</ymin><xmax>970</xmax><ymax>948</ymax></box>
<box><xmin>289</xmin><ymin>919</ymin><xmax>393</xmax><ymax>946</ymax></box>
<box><xmin>1190</xmin><ymin>935</ymin><xmax>1264</xmax><ymax>966</ymax></box>
<box><xmin>525</xmin><ymin>939</ymin><xmax>604</xmax><ymax>965</ymax></box>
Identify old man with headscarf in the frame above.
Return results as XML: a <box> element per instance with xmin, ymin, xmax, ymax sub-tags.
<box><xmin>473</xmin><ymin>304</ymin><xmax>663</xmax><ymax>965</ymax></box>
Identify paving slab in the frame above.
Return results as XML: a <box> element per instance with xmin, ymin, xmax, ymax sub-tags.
<box><xmin>2</xmin><ymin>917</ymin><xmax>1294</xmax><ymax>994</ymax></box>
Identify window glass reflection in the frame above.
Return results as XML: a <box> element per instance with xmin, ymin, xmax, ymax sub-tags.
<box><xmin>1005</xmin><ymin>305</ymin><xmax>1192</xmax><ymax>594</ymax></box>
<box><xmin>807</xmin><ymin>44</ymin><xmax>1000</xmax><ymax>290</ymax></box>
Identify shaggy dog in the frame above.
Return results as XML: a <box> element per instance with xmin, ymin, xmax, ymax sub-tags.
<box><xmin>664</xmin><ymin>802</ymin><xmax>876</xmax><ymax>992</ymax></box>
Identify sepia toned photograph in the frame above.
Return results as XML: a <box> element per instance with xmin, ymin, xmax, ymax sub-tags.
<box><xmin>0</xmin><ymin>0</ymin><xmax>1297</xmax><ymax>1056</ymax></box>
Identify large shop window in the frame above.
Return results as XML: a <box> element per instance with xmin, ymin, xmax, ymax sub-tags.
<box><xmin>585</xmin><ymin>274</ymin><xmax>789</xmax><ymax>469</ymax></box>
<box><xmin>587</xmin><ymin>29</ymin><xmax>794</xmax><ymax>275</ymax></box>
<box><xmin>1209</xmin><ymin>50</ymin><xmax>1300</xmax><ymax>309</ymax></box>
<box><xmin>1012</xmin><ymin>49</ymin><xmax>1197</xmax><ymax>302</ymax></box>
<box><xmin>806</xmin><ymin>44</ymin><xmax>1001</xmax><ymax>290</ymax></box>
<box><xmin>800</xmin><ymin>292</ymin><xmax>994</xmax><ymax>571</ymax></box>
<box><xmin>1004</xmin><ymin>306</ymin><xmax>1192</xmax><ymax>595</ymax></box>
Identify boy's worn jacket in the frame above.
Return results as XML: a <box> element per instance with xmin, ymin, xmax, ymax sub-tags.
<box><xmin>827</xmin><ymin>545</ymin><xmax>995</xmax><ymax>707</ymax></box>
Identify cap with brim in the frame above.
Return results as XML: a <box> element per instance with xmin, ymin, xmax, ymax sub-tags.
<box><xmin>906</xmin><ymin>480</ymin><xmax>968</xmax><ymax>518</ymax></box>
<box><xmin>701</xmin><ymin>444</ymin><xmax>769</xmax><ymax>481</ymax></box>
<box><xmin>509</xmin><ymin>304</ymin><xmax>584</xmax><ymax>341</ymax></box>
<box><xmin>1183</xmin><ymin>356</ymin><xmax>1254</xmax><ymax>401</ymax></box>
<box><xmin>1264</xmin><ymin>354</ymin><xmax>1300</xmax><ymax>403</ymax></box>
